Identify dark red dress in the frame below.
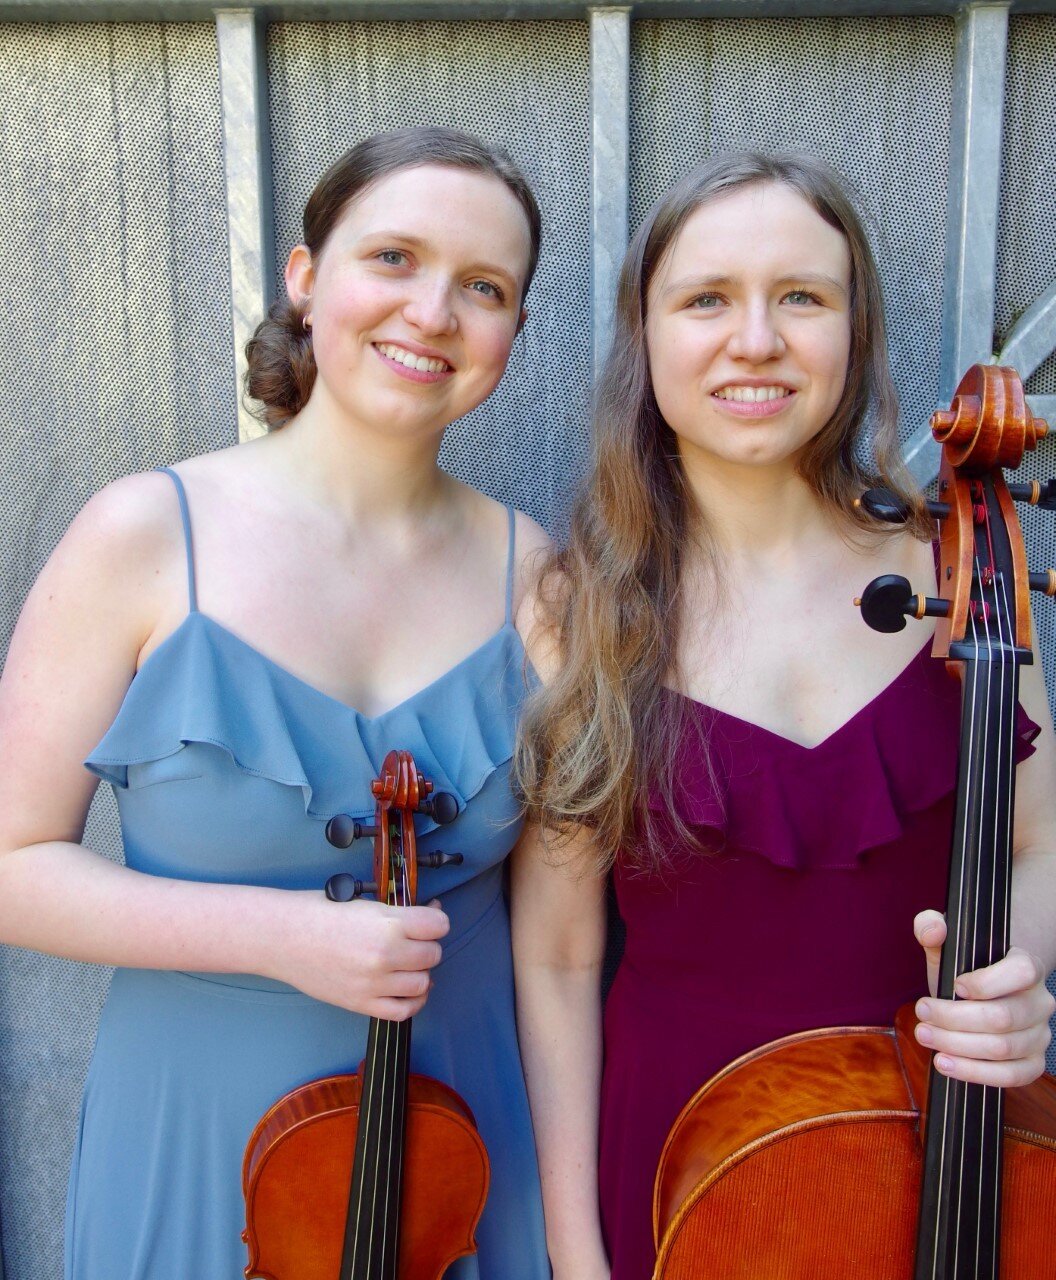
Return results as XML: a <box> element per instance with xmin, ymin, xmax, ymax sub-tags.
<box><xmin>598</xmin><ymin>641</ymin><xmax>1040</xmax><ymax>1279</ymax></box>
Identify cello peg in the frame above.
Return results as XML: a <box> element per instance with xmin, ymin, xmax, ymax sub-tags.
<box><xmin>324</xmin><ymin>874</ymin><xmax>378</xmax><ymax>902</ymax></box>
<box><xmin>416</xmin><ymin>791</ymin><xmax>459</xmax><ymax>825</ymax></box>
<box><xmin>419</xmin><ymin>851</ymin><xmax>464</xmax><ymax>869</ymax></box>
<box><xmin>855</xmin><ymin>575</ymin><xmax>950</xmax><ymax>633</ymax></box>
<box><xmin>1009</xmin><ymin>479</ymin><xmax>1056</xmax><ymax>511</ymax></box>
<box><xmin>854</xmin><ymin>487</ymin><xmax>949</xmax><ymax>524</ymax></box>
<box><xmin>1029</xmin><ymin>570</ymin><xmax>1056</xmax><ymax>596</ymax></box>
<box><xmin>325</xmin><ymin>814</ymin><xmax>379</xmax><ymax>849</ymax></box>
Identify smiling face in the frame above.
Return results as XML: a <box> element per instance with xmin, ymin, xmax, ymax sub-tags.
<box><xmin>286</xmin><ymin>163</ymin><xmax>532</xmax><ymax>438</ymax></box>
<box><xmin>644</xmin><ymin>181</ymin><xmax>853</xmax><ymax>475</ymax></box>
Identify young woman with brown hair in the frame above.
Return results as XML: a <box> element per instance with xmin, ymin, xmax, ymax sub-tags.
<box><xmin>0</xmin><ymin>127</ymin><xmax>551</xmax><ymax>1279</ymax></box>
<box><xmin>513</xmin><ymin>152</ymin><xmax>1056</xmax><ymax>1280</ymax></box>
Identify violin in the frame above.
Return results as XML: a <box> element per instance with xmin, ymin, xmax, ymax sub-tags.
<box><xmin>651</xmin><ymin>366</ymin><xmax>1056</xmax><ymax>1279</ymax></box>
<box><xmin>242</xmin><ymin>749</ymin><xmax>489</xmax><ymax>1280</ymax></box>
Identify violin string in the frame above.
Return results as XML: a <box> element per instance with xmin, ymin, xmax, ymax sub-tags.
<box><xmin>378</xmin><ymin>815</ymin><xmax>411</xmax><ymax>1279</ymax></box>
<box><xmin>364</xmin><ymin>809</ymin><xmax>401</xmax><ymax>1279</ymax></box>
<box><xmin>394</xmin><ymin>842</ymin><xmax>411</xmax><ymax>1271</ymax></box>
<box><xmin>379</xmin><ymin>829</ymin><xmax>412</xmax><ymax>1279</ymax></box>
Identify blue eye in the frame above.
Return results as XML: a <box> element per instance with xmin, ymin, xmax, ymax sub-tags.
<box><xmin>469</xmin><ymin>279</ymin><xmax>504</xmax><ymax>301</ymax></box>
<box><xmin>690</xmin><ymin>293</ymin><xmax>723</xmax><ymax>310</ymax></box>
<box><xmin>377</xmin><ymin>249</ymin><xmax>407</xmax><ymax>267</ymax></box>
<box><xmin>784</xmin><ymin>290</ymin><xmax>819</xmax><ymax>306</ymax></box>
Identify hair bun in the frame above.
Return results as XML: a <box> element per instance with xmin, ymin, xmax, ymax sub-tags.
<box><xmin>244</xmin><ymin>299</ymin><xmax>317</xmax><ymax>430</ymax></box>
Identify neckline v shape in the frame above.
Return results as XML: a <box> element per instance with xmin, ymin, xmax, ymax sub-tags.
<box><xmin>139</xmin><ymin>610</ymin><xmax>521</xmax><ymax>722</ymax></box>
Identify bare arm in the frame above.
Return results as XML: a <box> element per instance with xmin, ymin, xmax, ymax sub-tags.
<box><xmin>511</xmin><ymin>822</ymin><xmax>610</xmax><ymax>1280</ymax></box>
<box><xmin>914</xmin><ymin>649</ymin><xmax>1056</xmax><ymax>1084</ymax></box>
<box><xmin>0</xmin><ymin>475</ymin><xmax>447</xmax><ymax>1018</ymax></box>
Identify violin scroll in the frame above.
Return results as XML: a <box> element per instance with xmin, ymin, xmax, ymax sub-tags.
<box><xmin>323</xmin><ymin>752</ymin><xmax>460</xmax><ymax>905</ymax></box>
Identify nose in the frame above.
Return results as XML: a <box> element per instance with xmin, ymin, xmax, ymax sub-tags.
<box><xmin>402</xmin><ymin>275</ymin><xmax>458</xmax><ymax>337</ymax></box>
<box><xmin>725</xmin><ymin>299</ymin><xmax>785</xmax><ymax>363</ymax></box>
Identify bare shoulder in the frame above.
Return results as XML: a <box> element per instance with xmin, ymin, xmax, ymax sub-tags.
<box><xmin>516</xmin><ymin>555</ymin><xmax>566</xmax><ymax>685</ymax></box>
<box><xmin>38</xmin><ymin>469</ymin><xmax>191</xmax><ymax>625</ymax></box>
<box><xmin>512</xmin><ymin>508</ymin><xmax>552</xmax><ymax>587</ymax></box>
<box><xmin>851</xmin><ymin>524</ymin><xmax>936</xmax><ymax>580</ymax></box>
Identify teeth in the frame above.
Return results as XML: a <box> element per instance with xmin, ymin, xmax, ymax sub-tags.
<box><xmin>714</xmin><ymin>385</ymin><xmax>792</xmax><ymax>403</ymax></box>
<box><xmin>377</xmin><ymin>343</ymin><xmax>450</xmax><ymax>374</ymax></box>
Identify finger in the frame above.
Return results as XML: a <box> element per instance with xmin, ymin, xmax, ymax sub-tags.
<box><xmin>393</xmin><ymin>939</ymin><xmax>444</xmax><ymax>972</ymax></box>
<box><xmin>913</xmin><ymin>909</ymin><xmax>947</xmax><ymax>948</ymax></box>
<box><xmin>396</xmin><ymin>904</ymin><xmax>450</xmax><ymax>940</ymax></box>
<box><xmin>913</xmin><ymin>910</ymin><xmax>946</xmax><ymax>997</ymax></box>
<box><xmin>914</xmin><ymin>1019</ymin><xmax>1051</xmax><ymax>1065</ymax></box>
<box><xmin>368</xmin><ymin>994</ymin><xmax>429</xmax><ymax>1022</ymax></box>
<box><xmin>953</xmin><ymin>947</ymin><xmax>1048</xmax><ymax>1001</ymax></box>
<box><xmin>916</xmin><ymin>986</ymin><xmax>1054</xmax><ymax>1035</ymax></box>
<box><xmin>382</xmin><ymin>969</ymin><xmax>434</xmax><ymax>1000</ymax></box>
<box><xmin>929</xmin><ymin>1049</ymin><xmax>1049</xmax><ymax>1089</ymax></box>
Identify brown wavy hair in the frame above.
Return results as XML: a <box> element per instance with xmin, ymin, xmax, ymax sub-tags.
<box><xmin>245</xmin><ymin>126</ymin><xmax>542</xmax><ymax>430</ymax></box>
<box><xmin>516</xmin><ymin>150</ymin><xmax>926</xmax><ymax>873</ymax></box>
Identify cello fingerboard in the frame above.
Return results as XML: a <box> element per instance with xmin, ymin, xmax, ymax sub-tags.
<box><xmin>914</xmin><ymin>645</ymin><xmax>1020</xmax><ymax>1280</ymax></box>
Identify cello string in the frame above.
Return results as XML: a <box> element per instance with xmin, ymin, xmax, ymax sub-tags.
<box><xmin>943</xmin><ymin>582</ymin><xmax>984</xmax><ymax>1278</ymax></box>
<box><xmin>969</xmin><ymin>544</ymin><xmax>1002</xmax><ymax>1280</ymax></box>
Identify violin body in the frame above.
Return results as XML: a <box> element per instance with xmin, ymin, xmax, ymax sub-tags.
<box><xmin>242</xmin><ymin>750</ymin><xmax>488</xmax><ymax>1280</ymax></box>
<box><xmin>242</xmin><ymin>1066</ymin><xmax>489</xmax><ymax>1280</ymax></box>
<box><xmin>653</xmin><ymin>1006</ymin><xmax>1056</xmax><ymax>1278</ymax></box>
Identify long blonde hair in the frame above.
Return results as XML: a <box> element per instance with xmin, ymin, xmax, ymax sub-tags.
<box><xmin>516</xmin><ymin>151</ymin><xmax>925</xmax><ymax>873</ymax></box>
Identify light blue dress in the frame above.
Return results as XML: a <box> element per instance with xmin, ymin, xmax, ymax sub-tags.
<box><xmin>67</xmin><ymin>468</ymin><xmax>549</xmax><ymax>1279</ymax></box>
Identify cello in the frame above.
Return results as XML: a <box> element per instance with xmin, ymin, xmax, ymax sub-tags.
<box><xmin>652</xmin><ymin>366</ymin><xmax>1056</xmax><ymax>1279</ymax></box>
<box><xmin>242</xmin><ymin>748</ymin><xmax>490</xmax><ymax>1280</ymax></box>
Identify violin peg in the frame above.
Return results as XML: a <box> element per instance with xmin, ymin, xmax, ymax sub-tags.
<box><xmin>324</xmin><ymin>873</ymin><xmax>377</xmax><ymax>902</ymax></box>
<box><xmin>419</xmin><ymin>851</ymin><xmax>464</xmax><ymax>869</ymax></box>
<box><xmin>1029</xmin><ymin>570</ymin><xmax>1056</xmax><ymax>597</ymax></box>
<box><xmin>325</xmin><ymin>815</ymin><xmax>378</xmax><ymax>849</ymax></box>
<box><xmin>416</xmin><ymin>791</ymin><xmax>459</xmax><ymax>825</ymax></box>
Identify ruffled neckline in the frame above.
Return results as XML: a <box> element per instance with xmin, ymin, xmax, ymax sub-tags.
<box><xmin>85</xmin><ymin>611</ymin><xmax>531</xmax><ymax>831</ymax></box>
<box><xmin>646</xmin><ymin>643</ymin><xmax>1040</xmax><ymax>872</ymax></box>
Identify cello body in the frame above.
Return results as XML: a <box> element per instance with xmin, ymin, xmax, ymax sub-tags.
<box><xmin>652</xmin><ymin>367</ymin><xmax>1056</xmax><ymax>1279</ymax></box>
<box><xmin>653</xmin><ymin>1007</ymin><xmax>1056</xmax><ymax>1278</ymax></box>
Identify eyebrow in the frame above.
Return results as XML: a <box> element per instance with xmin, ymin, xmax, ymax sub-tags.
<box><xmin>361</xmin><ymin>231</ymin><xmax>519</xmax><ymax>289</ymax></box>
<box><xmin>660</xmin><ymin>272</ymin><xmax>849</xmax><ymax>300</ymax></box>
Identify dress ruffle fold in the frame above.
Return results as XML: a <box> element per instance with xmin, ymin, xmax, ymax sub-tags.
<box><xmin>648</xmin><ymin>648</ymin><xmax>1040</xmax><ymax>871</ymax></box>
<box><xmin>85</xmin><ymin>612</ymin><xmax>526</xmax><ymax>832</ymax></box>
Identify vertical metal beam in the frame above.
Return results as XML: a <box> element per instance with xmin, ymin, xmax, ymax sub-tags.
<box><xmin>590</xmin><ymin>6</ymin><xmax>630</xmax><ymax>376</ymax></box>
<box><xmin>904</xmin><ymin>1</ymin><xmax>1009</xmax><ymax>482</ymax></box>
<box><xmin>216</xmin><ymin>8</ymin><xmax>274</xmax><ymax>443</ymax></box>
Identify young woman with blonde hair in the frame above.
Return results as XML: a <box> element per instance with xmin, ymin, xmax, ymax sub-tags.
<box><xmin>513</xmin><ymin>151</ymin><xmax>1056</xmax><ymax>1280</ymax></box>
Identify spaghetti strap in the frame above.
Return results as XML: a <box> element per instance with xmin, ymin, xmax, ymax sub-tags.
<box><xmin>155</xmin><ymin>467</ymin><xmax>198</xmax><ymax>613</ymax></box>
<box><xmin>504</xmin><ymin>505</ymin><xmax>516</xmax><ymax>625</ymax></box>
